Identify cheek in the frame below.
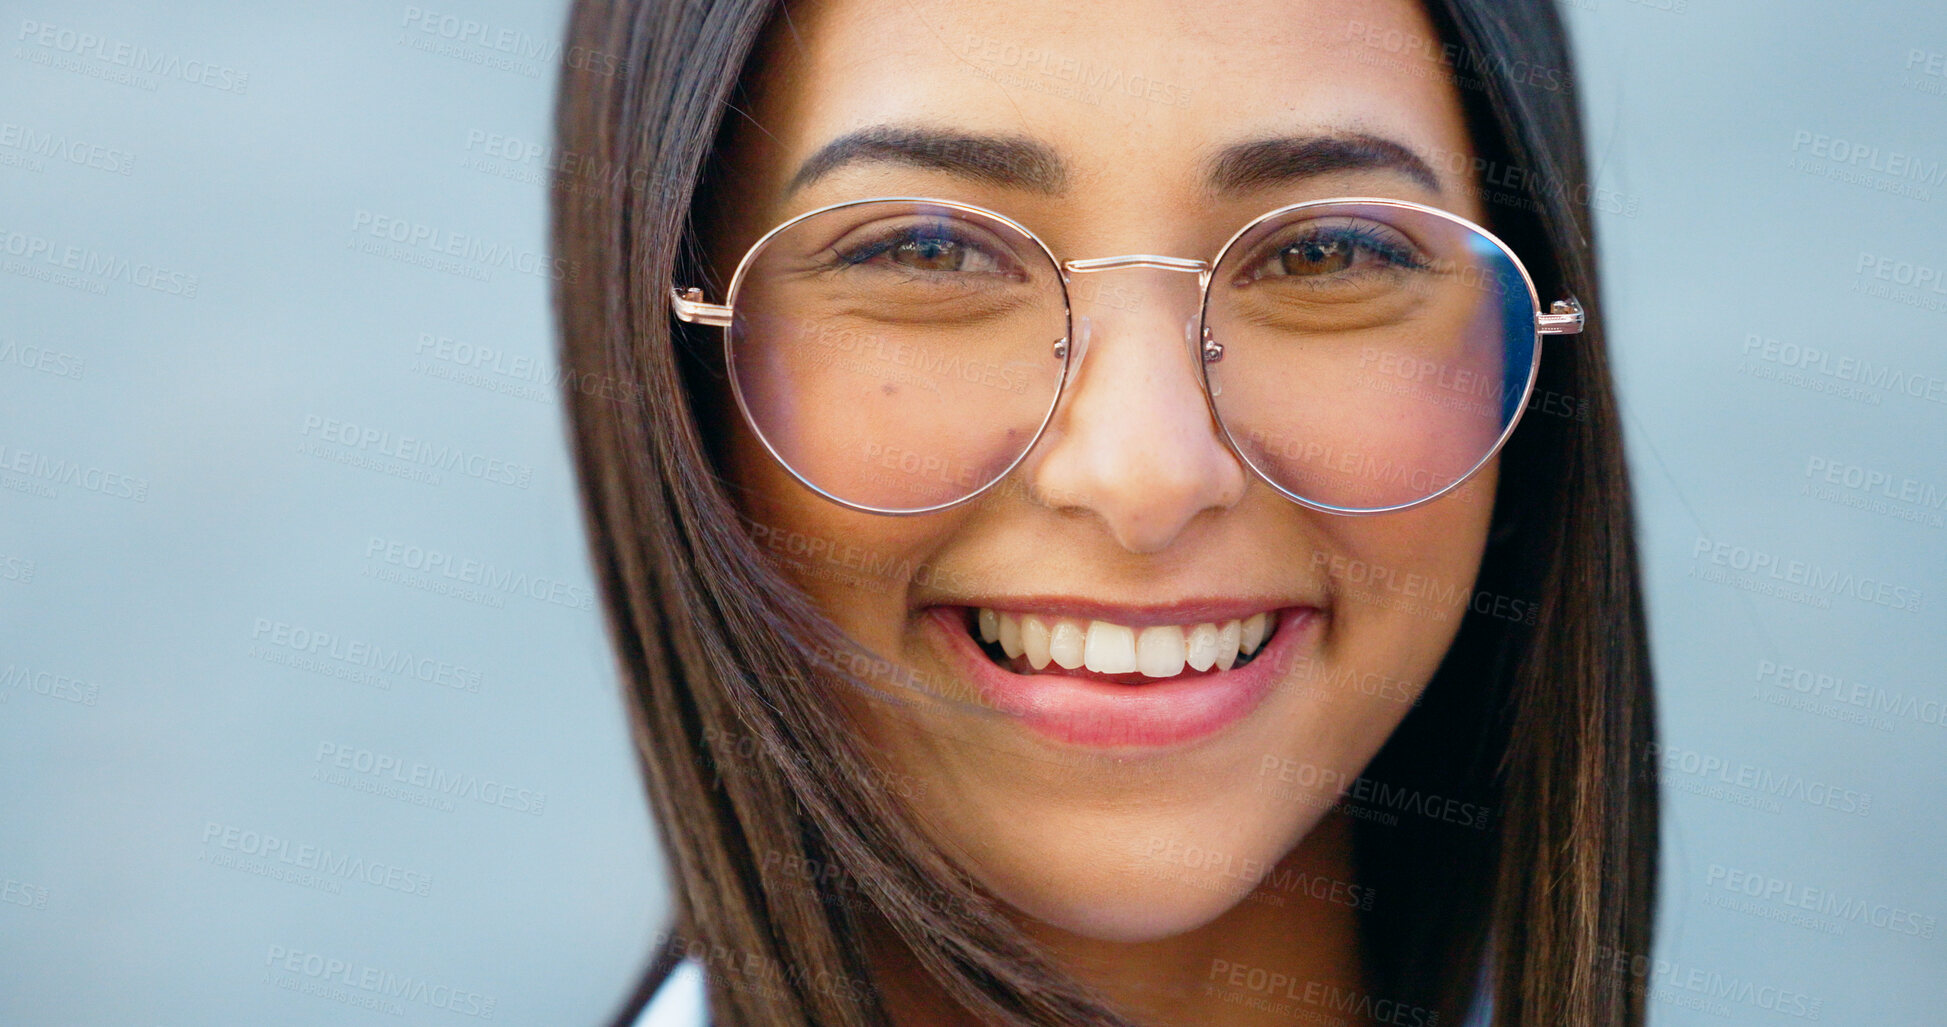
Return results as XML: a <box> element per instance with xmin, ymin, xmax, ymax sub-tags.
<box><xmin>1308</xmin><ymin>459</ymin><xmax>1498</xmax><ymax>706</ymax></box>
<box><xmin>724</xmin><ymin>405</ymin><xmax>926</xmax><ymax>639</ymax></box>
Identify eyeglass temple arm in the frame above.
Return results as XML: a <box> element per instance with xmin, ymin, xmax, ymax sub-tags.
<box><xmin>1537</xmin><ymin>296</ymin><xmax>1585</xmax><ymax>335</ymax></box>
<box><xmin>671</xmin><ymin>286</ymin><xmax>733</xmax><ymax>327</ymax></box>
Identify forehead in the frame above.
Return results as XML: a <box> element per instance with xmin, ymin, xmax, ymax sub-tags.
<box><xmin>716</xmin><ymin>0</ymin><xmax>1483</xmax><ymax>248</ymax></box>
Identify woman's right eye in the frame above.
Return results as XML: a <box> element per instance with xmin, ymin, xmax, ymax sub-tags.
<box><xmin>835</xmin><ymin>224</ymin><xmax>1012</xmax><ymax>276</ymax></box>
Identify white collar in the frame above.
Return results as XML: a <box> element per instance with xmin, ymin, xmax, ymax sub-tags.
<box><xmin>633</xmin><ymin>958</ymin><xmax>706</xmax><ymax>1027</ymax></box>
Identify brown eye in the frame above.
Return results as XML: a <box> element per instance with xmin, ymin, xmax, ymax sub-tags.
<box><xmin>1279</xmin><ymin>237</ymin><xmax>1355</xmax><ymax>276</ymax></box>
<box><xmin>892</xmin><ymin>237</ymin><xmax>974</xmax><ymax>271</ymax></box>
<box><xmin>830</xmin><ymin>217</ymin><xmax>1019</xmax><ymax>278</ymax></box>
<box><xmin>1237</xmin><ymin>220</ymin><xmax>1428</xmax><ymax>288</ymax></box>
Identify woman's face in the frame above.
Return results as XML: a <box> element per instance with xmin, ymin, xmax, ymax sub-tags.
<box><xmin>704</xmin><ymin>0</ymin><xmax>1494</xmax><ymax>944</ymax></box>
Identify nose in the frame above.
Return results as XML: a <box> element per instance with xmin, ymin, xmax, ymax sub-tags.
<box><xmin>1021</xmin><ymin>265</ymin><xmax>1249</xmax><ymax>553</ymax></box>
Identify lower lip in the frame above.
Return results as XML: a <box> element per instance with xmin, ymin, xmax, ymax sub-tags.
<box><xmin>923</xmin><ymin>605</ymin><xmax>1319</xmax><ymax>751</ymax></box>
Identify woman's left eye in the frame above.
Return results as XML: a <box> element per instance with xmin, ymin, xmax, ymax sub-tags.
<box><xmin>1246</xmin><ymin>225</ymin><xmax>1425</xmax><ymax>282</ymax></box>
<box><xmin>886</xmin><ymin>235</ymin><xmax>1000</xmax><ymax>272</ymax></box>
<box><xmin>1277</xmin><ymin>236</ymin><xmax>1360</xmax><ymax>276</ymax></box>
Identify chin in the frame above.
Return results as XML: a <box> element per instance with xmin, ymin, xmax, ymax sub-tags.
<box><xmin>997</xmin><ymin>869</ymin><xmax>1255</xmax><ymax>944</ymax></box>
<box><xmin>973</xmin><ymin>825</ymin><xmax>1286</xmax><ymax>945</ymax></box>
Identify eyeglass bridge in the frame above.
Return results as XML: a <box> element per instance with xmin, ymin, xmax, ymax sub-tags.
<box><xmin>1058</xmin><ymin>254</ymin><xmax>1223</xmax><ymax>364</ymax></box>
<box><xmin>1062</xmin><ymin>254</ymin><xmax>1210</xmax><ymax>275</ymax></box>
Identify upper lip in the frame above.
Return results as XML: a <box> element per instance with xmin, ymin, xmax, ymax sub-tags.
<box><xmin>927</xmin><ymin>595</ymin><xmax>1321</xmax><ymax>627</ymax></box>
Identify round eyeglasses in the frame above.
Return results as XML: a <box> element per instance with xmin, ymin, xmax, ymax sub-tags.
<box><xmin>671</xmin><ymin>196</ymin><xmax>1583</xmax><ymax>516</ymax></box>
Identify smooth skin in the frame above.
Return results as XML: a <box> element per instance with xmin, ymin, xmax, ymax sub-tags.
<box><xmin>700</xmin><ymin>1</ymin><xmax>1495</xmax><ymax>1022</ymax></box>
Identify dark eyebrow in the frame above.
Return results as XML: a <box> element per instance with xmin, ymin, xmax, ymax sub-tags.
<box><xmin>1206</xmin><ymin>133</ymin><xmax>1442</xmax><ymax>194</ymax></box>
<box><xmin>788</xmin><ymin>126</ymin><xmax>1068</xmax><ymax>195</ymax></box>
<box><xmin>787</xmin><ymin>127</ymin><xmax>1440</xmax><ymax>199</ymax></box>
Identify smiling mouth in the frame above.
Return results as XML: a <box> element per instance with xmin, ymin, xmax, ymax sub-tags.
<box><xmin>964</xmin><ymin>607</ymin><xmax>1280</xmax><ymax>686</ymax></box>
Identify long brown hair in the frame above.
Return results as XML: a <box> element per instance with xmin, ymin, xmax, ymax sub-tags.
<box><xmin>551</xmin><ymin>2</ymin><xmax>1658</xmax><ymax>1024</ymax></box>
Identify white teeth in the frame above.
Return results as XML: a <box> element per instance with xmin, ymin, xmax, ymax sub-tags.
<box><xmin>1084</xmin><ymin>621</ymin><xmax>1138</xmax><ymax>674</ymax></box>
<box><xmin>998</xmin><ymin>612</ymin><xmax>1024</xmax><ymax>659</ymax></box>
<box><xmin>1048</xmin><ymin>620</ymin><xmax>1087</xmax><ymax>670</ymax></box>
<box><xmin>1241</xmin><ymin>612</ymin><xmax>1266</xmax><ymax>654</ymax></box>
<box><xmin>975</xmin><ymin>608</ymin><xmax>1279</xmax><ymax>679</ymax></box>
<box><xmin>1136</xmin><ymin>625</ymin><xmax>1187</xmax><ymax>678</ymax></box>
<box><xmin>1215</xmin><ymin>620</ymin><xmax>1242</xmax><ymax>671</ymax></box>
<box><xmin>1021</xmin><ymin>615</ymin><xmax>1053</xmax><ymax>670</ymax></box>
<box><xmin>1185</xmin><ymin>623</ymin><xmax>1222</xmax><ymax>672</ymax></box>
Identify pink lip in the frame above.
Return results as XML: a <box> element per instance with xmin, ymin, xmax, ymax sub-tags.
<box><xmin>922</xmin><ymin>604</ymin><xmax>1320</xmax><ymax>751</ymax></box>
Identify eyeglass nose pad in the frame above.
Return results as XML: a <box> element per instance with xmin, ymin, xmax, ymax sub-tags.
<box><xmin>1065</xmin><ymin>313</ymin><xmax>1094</xmax><ymax>375</ymax></box>
<box><xmin>1196</xmin><ymin>317</ymin><xmax>1223</xmax><ymax>399</ymax></box>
